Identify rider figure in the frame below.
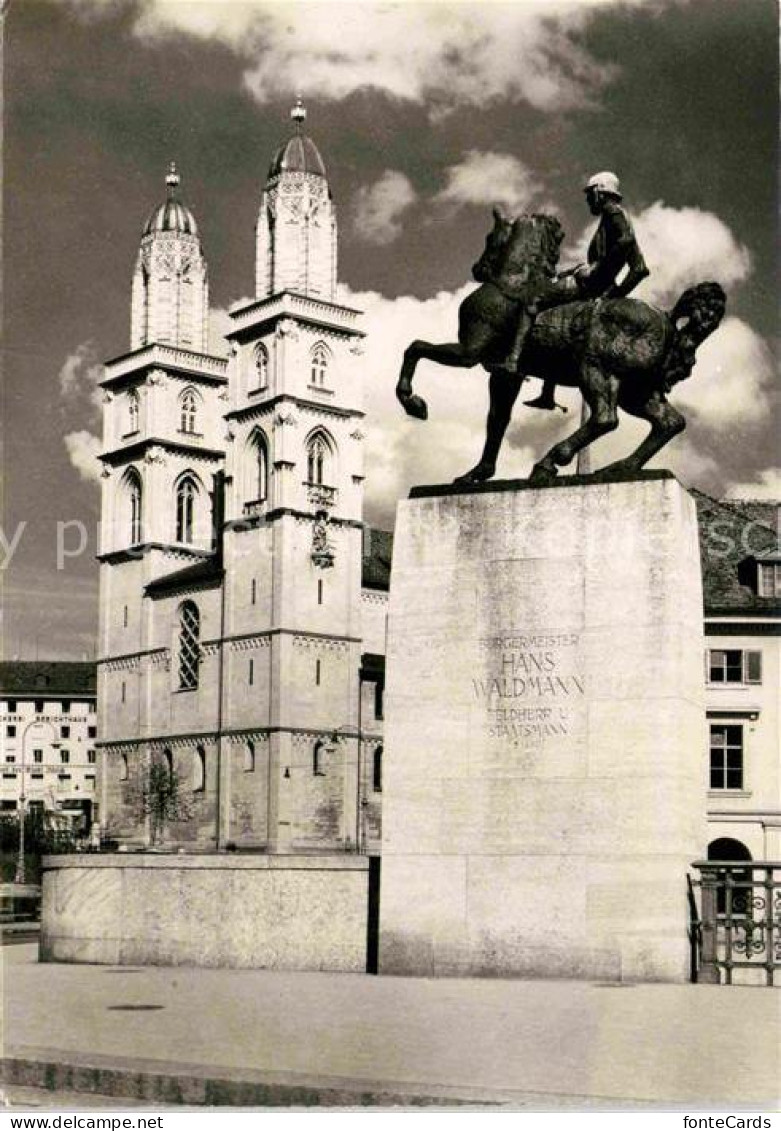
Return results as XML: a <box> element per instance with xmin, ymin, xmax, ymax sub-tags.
<box><xmin>503</xmin><ymin>171</ymin><xmax>650</xmax><ymax>411</ymax></box>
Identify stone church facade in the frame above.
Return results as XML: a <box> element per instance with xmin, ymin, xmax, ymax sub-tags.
<box><xmin>97</xmin><ymin>105</ymin><xmax>388</xmax><ymax>854</ymax></box>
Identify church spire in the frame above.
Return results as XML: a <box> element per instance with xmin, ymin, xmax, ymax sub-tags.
<box><xmin>130</xmin><ymin>162</ymin><xmax>209</xmax><ymax>352</ymax></box>
<box><xmin>255</xmin><ymin>104</ymin><xmax>337</xmax><ymax>301</ymax></box>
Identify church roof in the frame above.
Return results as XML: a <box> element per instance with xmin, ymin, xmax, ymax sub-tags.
<box><xmin>143</xmin><ymin>162</ymin><xmax>199</xmax><ymax>237</ymax></box>
<box><xmin>0</xmin><ymin>662</ymin><xmax>96</xmax><ymax>698</ymax></box>
<box><xmin>267</xmin><ymin>99</ymin><xmax>327</xmax><ymax>181</ymax></box>
<box><xmin>361</xmin><ymin>528</ymin><xmax>393</xmax><ymax>592</ymax></box>
<box><xmin>268</xmin><ymin>134</ymin><xmax>327</xmax><ymax>180</ymax></box>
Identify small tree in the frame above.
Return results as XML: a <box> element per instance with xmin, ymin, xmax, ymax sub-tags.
<box><xmin>130</xmin><ymin>755</ymin><xmax>193</xmax><ymax>846</ymax></box>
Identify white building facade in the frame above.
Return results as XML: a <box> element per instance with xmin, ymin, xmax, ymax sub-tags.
<box><xmin>0</xmin><ymin>662</ymin><xmax>98</xmax><ymax>831</ymax></box>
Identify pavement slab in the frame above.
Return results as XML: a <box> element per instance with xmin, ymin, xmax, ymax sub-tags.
<box><xmin>2</xmin><ymin>943</ymin><xmax>779</xmax><ymax>1109</ymax></box>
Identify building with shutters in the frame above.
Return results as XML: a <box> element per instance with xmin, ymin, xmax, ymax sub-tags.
<box><xmin>694</xmin><ymin>492</ymin><xmax>781</xmax><ymax>865</ymax></box>
<box><xmin>0</xmin><ymin>662</ymin><xmax>98</xmax><ymax>832</ymax></box>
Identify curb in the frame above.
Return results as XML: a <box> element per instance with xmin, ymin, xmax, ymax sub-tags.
<box><xmin>1</xmin><ymin>1054</ymin><xmax>494</xmax><ymax>1109</ymax></box>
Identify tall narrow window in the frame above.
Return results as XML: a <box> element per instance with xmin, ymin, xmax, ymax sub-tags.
<box><xmin>709</xmin><ymin>724</ymin><xmax>743</xmax><ymax>790</ymax></box>
<box><xmin>193</xmin><ymin>745</ymin><xmax>206</xmax><ymax>791</ymax></box>
<box><xmin>123</xmin><ymin>605</ymin><xmax>129</xmax><ymax>627</ymax></box>
<box><xmin>176</xmin><ymin>476</ymin><xmax>198</xmax><ymax>543</ymax></box>
<box><xmin>251</xmin><ymin>579</ymin><xmax>257</xmax><ymax>605</ymax></box>
<box><xmin>373</xmin><ymin>745</ymin><xmax>383</xmax><ymax>792</ymax></box>
<box><xmin>120</xmin><ymin>753</ymin><xmax>129</xmax><ymax>781</ymax></box>
<box><xmin>244</xmin><ymin>740</ymin><xmax>255</xmax><ymax>773</ymax></box>
<box><xmin>306</xmin><ymin>433</ymin><xmax>331</xmax><ymax>486</ymax></box>
<box><xmin>180</xmin><ymin>388</ymin><xmax>198</xmax><ymax>434</ymax></box>
<box><xmin>318</xmin><ymin>578</ymin><xmax>323</xmax><ymax>605</ymax></box>
<box><xmin>315</xmin><ymin>658</ymin><xmax>321</xmax><ymax>686</ymax></box>
<box><xmin>178</xmin><ymin>601</ymin><xmax>201</xmax><ymax>690</ymax></box>
<box><xmin>310</xmin><ymin>343</ymin><xmax>329</xmax><ymax>387</ymax></box>
<box><xmin>255</xmin><ymin>436</ymin><xmax>269</xmax><ymax>501</ymax></box>
<box><xmin>125</xmin><ymin>469</ymin><xmax>143</xmax><ymax>545</ymax></box>
<box><xmin>313</xmin><ymin>739</ymin><xmax>325</xmax><ymax>776</ymax></box>
<box><xmin>253</xmin><ymin>344</ymin><xmax>269</xmax><ymax>389</ymax></box>
<box><xmin>249</xmin><ymin>658</ymin><xmax>254</xmax><ymax>686</ymax></box>
<box><xmin>164</xmin><ymin>748</ymin><xmax>174</xmax><ymax>776</ymax></box>
<box><xmin>127</xmin><ymin>389</ymin><xmax>140</xmax><ymax>433</ymax></box>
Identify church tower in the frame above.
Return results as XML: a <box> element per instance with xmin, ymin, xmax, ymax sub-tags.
<box><xmin>255</xmin><ymin>99</ymin><xmax>337</xmax><ymax>301</ymax></box>
<box><xmin>97</xmin><ymin>165</ymin><xmax>227</xmax><ymax>840</ymax></box>
<box><xmin>220</xmin><ymin>103</ymin><xmax>366</xmax><ymax>852</ymax></box>
<box><xmin>131</xmin><ymin>163</ymin><xmax>209</xmax><ymax>352</ymax></box>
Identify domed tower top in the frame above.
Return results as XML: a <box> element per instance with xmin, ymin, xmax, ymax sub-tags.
<box><xmin>131</xmin><ymin>163</ymin><xmax>209</xmax><ymax>352</ymax></box>
<box><xmin>256</xmin><ymin>101</ymin><xmax>337</xmax><ymax>301</ymax></box>
<box><xmin>267</xmin><ymin>100</ymin><xmax>327</xmax><ymax>181</ymax></box>
<box><xmin>142</xmin><ymin>162</ymin><xmax>200</xmax><ymax>237</ymax></box>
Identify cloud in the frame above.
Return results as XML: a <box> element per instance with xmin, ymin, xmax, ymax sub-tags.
<box><xmin>436</xmin><ymin>151</ymin><xmax>547</xmax><ymax>213</ymax></box>
<box><xmin>64</xmin><ymin>430</ymin><xmax>102</xmax><ymax>484</ymax></box>
<box><xmin>675</xmin><ymin>316</ymin><xmax>774</xmax><ymax>429</ymax></box>
<box><xmin>58</xmin><ymin>341</ymin><xmax>105</xmax><ymax>419</ymax></box>
<box><xmin>725</xmin><ymin>469</ymin><xmax>781</xmax><ymax>502</ymax></box>
<box><xmin>353</xmin><ymin>172</ymin><xmax>417</xmax><ymax>246</ymax></box>
<box><xmin>83</xmin><ymin>0</ymin><xmax>616</xmax><ymax>116</ymax></box>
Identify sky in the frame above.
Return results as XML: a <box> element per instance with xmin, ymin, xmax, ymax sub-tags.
<box><xmin>2</xmin><ymin>0</ymin><xmax>779</xmax><ymax>659</ymax></box>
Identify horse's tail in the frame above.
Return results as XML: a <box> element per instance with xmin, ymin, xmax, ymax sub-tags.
<box><xmin>660</xmin><ymin>281</ymin><xmax>726</xmax><ymax>392</ymax></box>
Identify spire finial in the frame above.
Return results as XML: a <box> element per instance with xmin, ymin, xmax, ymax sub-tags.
<box><xmin>291</xmin><ymin>96</ymin><xmax>306</xmax><ymax>130</ymax></box>
<box><xmin>165</xmin><ymin>160</ymin><xmax>180</xmax><ymax>197</ymax></box>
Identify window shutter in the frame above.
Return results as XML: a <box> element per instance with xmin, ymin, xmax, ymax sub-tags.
<box><xmin>744</xmin><ymin>651</ymin><xmax>762</xmax><ymax>684</ymax></box>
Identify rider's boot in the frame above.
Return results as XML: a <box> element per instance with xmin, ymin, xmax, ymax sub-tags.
<box><xmin>524</xmin><ymin>379</ymin><xmax>559</xmax><ymax>411</ymax></box>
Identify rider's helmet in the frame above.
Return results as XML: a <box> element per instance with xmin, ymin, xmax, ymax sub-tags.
<box><xmin>584</xmin><ymin>171</ymin><xmax>622</xmax><ymax>199</ymax></box>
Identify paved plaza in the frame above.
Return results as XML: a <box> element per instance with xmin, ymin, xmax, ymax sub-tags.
<box><xmin>2</xmin><ymin>941</ymin><xmax>779</xmax><ymax>1109</ymax></box>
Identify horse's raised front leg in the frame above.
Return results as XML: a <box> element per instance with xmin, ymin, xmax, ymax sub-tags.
<box><xmin>529</xmin><ymin>364</ymin><xmax>618</xmax><ymax>485</ymax></box>
<box><xmin>454</xmin><ymin>371</ymin><xmax>524</xmax><ymax>484</ymax></box>
<box><xmin>396</xmin><ymin>327</ymin><xmax>494</xmax><ymax>420</ymax></box>
<box><xmin>598</xmin><ymin>391</ymin><xmax>685</xmax><ymax>475</ymax></box>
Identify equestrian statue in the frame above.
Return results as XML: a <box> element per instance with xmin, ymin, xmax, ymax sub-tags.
<box><xmin>395</xmin><ymin>171</ymin><xmax>726</xmax><ymax>485</ymax></box>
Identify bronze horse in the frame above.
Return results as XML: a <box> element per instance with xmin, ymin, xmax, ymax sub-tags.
<box><xmin>396</xmin><ymin>209</ymin><xmax>726</xmax><ymax>484</ymax></box>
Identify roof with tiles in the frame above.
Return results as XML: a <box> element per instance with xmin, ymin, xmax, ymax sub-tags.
<box><xmin>0</xmin><ymin>662</ymin><xmax>96</xmax><ymax>698</ymax></box>
<box><xmin>693</xmin><ymin>490</ymin><xmax>778</xmax><ymax>614</ymax></box>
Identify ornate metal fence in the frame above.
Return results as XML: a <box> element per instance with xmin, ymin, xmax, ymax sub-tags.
<box><xmin>689</xmin><ymin>861</ymin><xmax>781</xmax><ymax>986</ymax></box>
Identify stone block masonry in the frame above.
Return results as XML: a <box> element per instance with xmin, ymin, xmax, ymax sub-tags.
<box><xmin>379</xmin><ymin>472</ymin><xmax>707</xmax><ymax>982</ymax></box>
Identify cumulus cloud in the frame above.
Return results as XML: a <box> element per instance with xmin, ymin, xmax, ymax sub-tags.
<box><xmin>353</xmin><ymin>172</ymin><xmax>417</xmax><ymax>246</ymax></box>
<box><xmin>566</xmin><ymin>201</ymin><xmax>751</xmax><ymax>308</ymax></box>
<box><xmin>436</xmin><ymin>151</ymin><xmax>547</xmax><ymax>213</ymax></box>
<box><xmin>675</xmin><ymin>316</ymin><xmax>774</xmax><ymax>429</ymax></box>
<box><xmin>78</xmin><ymin>0</ymin><xmax>615</xmax><ymax>116</ymax></box>
<box><xmin>58</xmin><ymin>341</ymin><xmax>105</xmax><ymax>419</ymax></box>
<box><xmin>64</xmin><ymin>430</ymin><xmax>102</xmax><ymax>484</ymax></box>
<box><xmin>725</xmin><ymin>469</ymin><xmax>781</xmax><ymax>502</ymax></box>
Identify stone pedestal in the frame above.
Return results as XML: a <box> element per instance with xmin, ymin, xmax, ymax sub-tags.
<box><xmin>378</xmin><ymin>472</ymin><xmax>707</xmax><ymax>982</ymax></box>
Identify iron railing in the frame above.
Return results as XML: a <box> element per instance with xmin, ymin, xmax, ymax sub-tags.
<box><xmin>689</xmin><ymin>861</ymin><xmax>781</xmax><ymax>986</ymax></box>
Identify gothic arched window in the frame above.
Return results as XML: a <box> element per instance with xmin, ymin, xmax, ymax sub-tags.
<box><xmin>306</xmin><ymin>431</ymin><xmax>332</xmax><ymax>486</ymax></box>
<box><xmin>125</xmin><ymin>468</ymin><xmax>143</xmax><ymax>545</ymax></box>
<box><xmin>310</xmin><ymin>343</ymin><xmax>329</xmax><ymax>387</ymax></box>
<box><xmin>180</xmin><ymin>388</ymin><xmax>198</xmax><ymax>434</ymax></box>
<box><xmin>256</xmin><ymin>432</ymin><xmax>272</xmax><ymax>499</ymax></box>
<box><xmin>175</xmin><ymin>475</ymin><xmax>198</xmax><ymax>543</ymax></box>
<box><xmin>178</xmin><ymin>601</ymin><xmax>200</xmax><ymax>691</ymax></box>
<box><xmin>128</xmin><ymin>390</ymin><xmax>140</xmax><ymax>434</ymax></box>
<box><xmin>253</xmin><ymin>344</ymin><xmax>269</xmax><ymax>390</ymax></box>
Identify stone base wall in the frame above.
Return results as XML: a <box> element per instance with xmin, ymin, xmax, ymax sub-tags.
<box><xmin>41</xmin><ymin>854</ymin><xmax>369</xmax><ymax>971</ymax></box>
<box><xmin>379</xmin><ymin>473</ymin><xmax>707</xmax><ymax>982</ymax></box>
